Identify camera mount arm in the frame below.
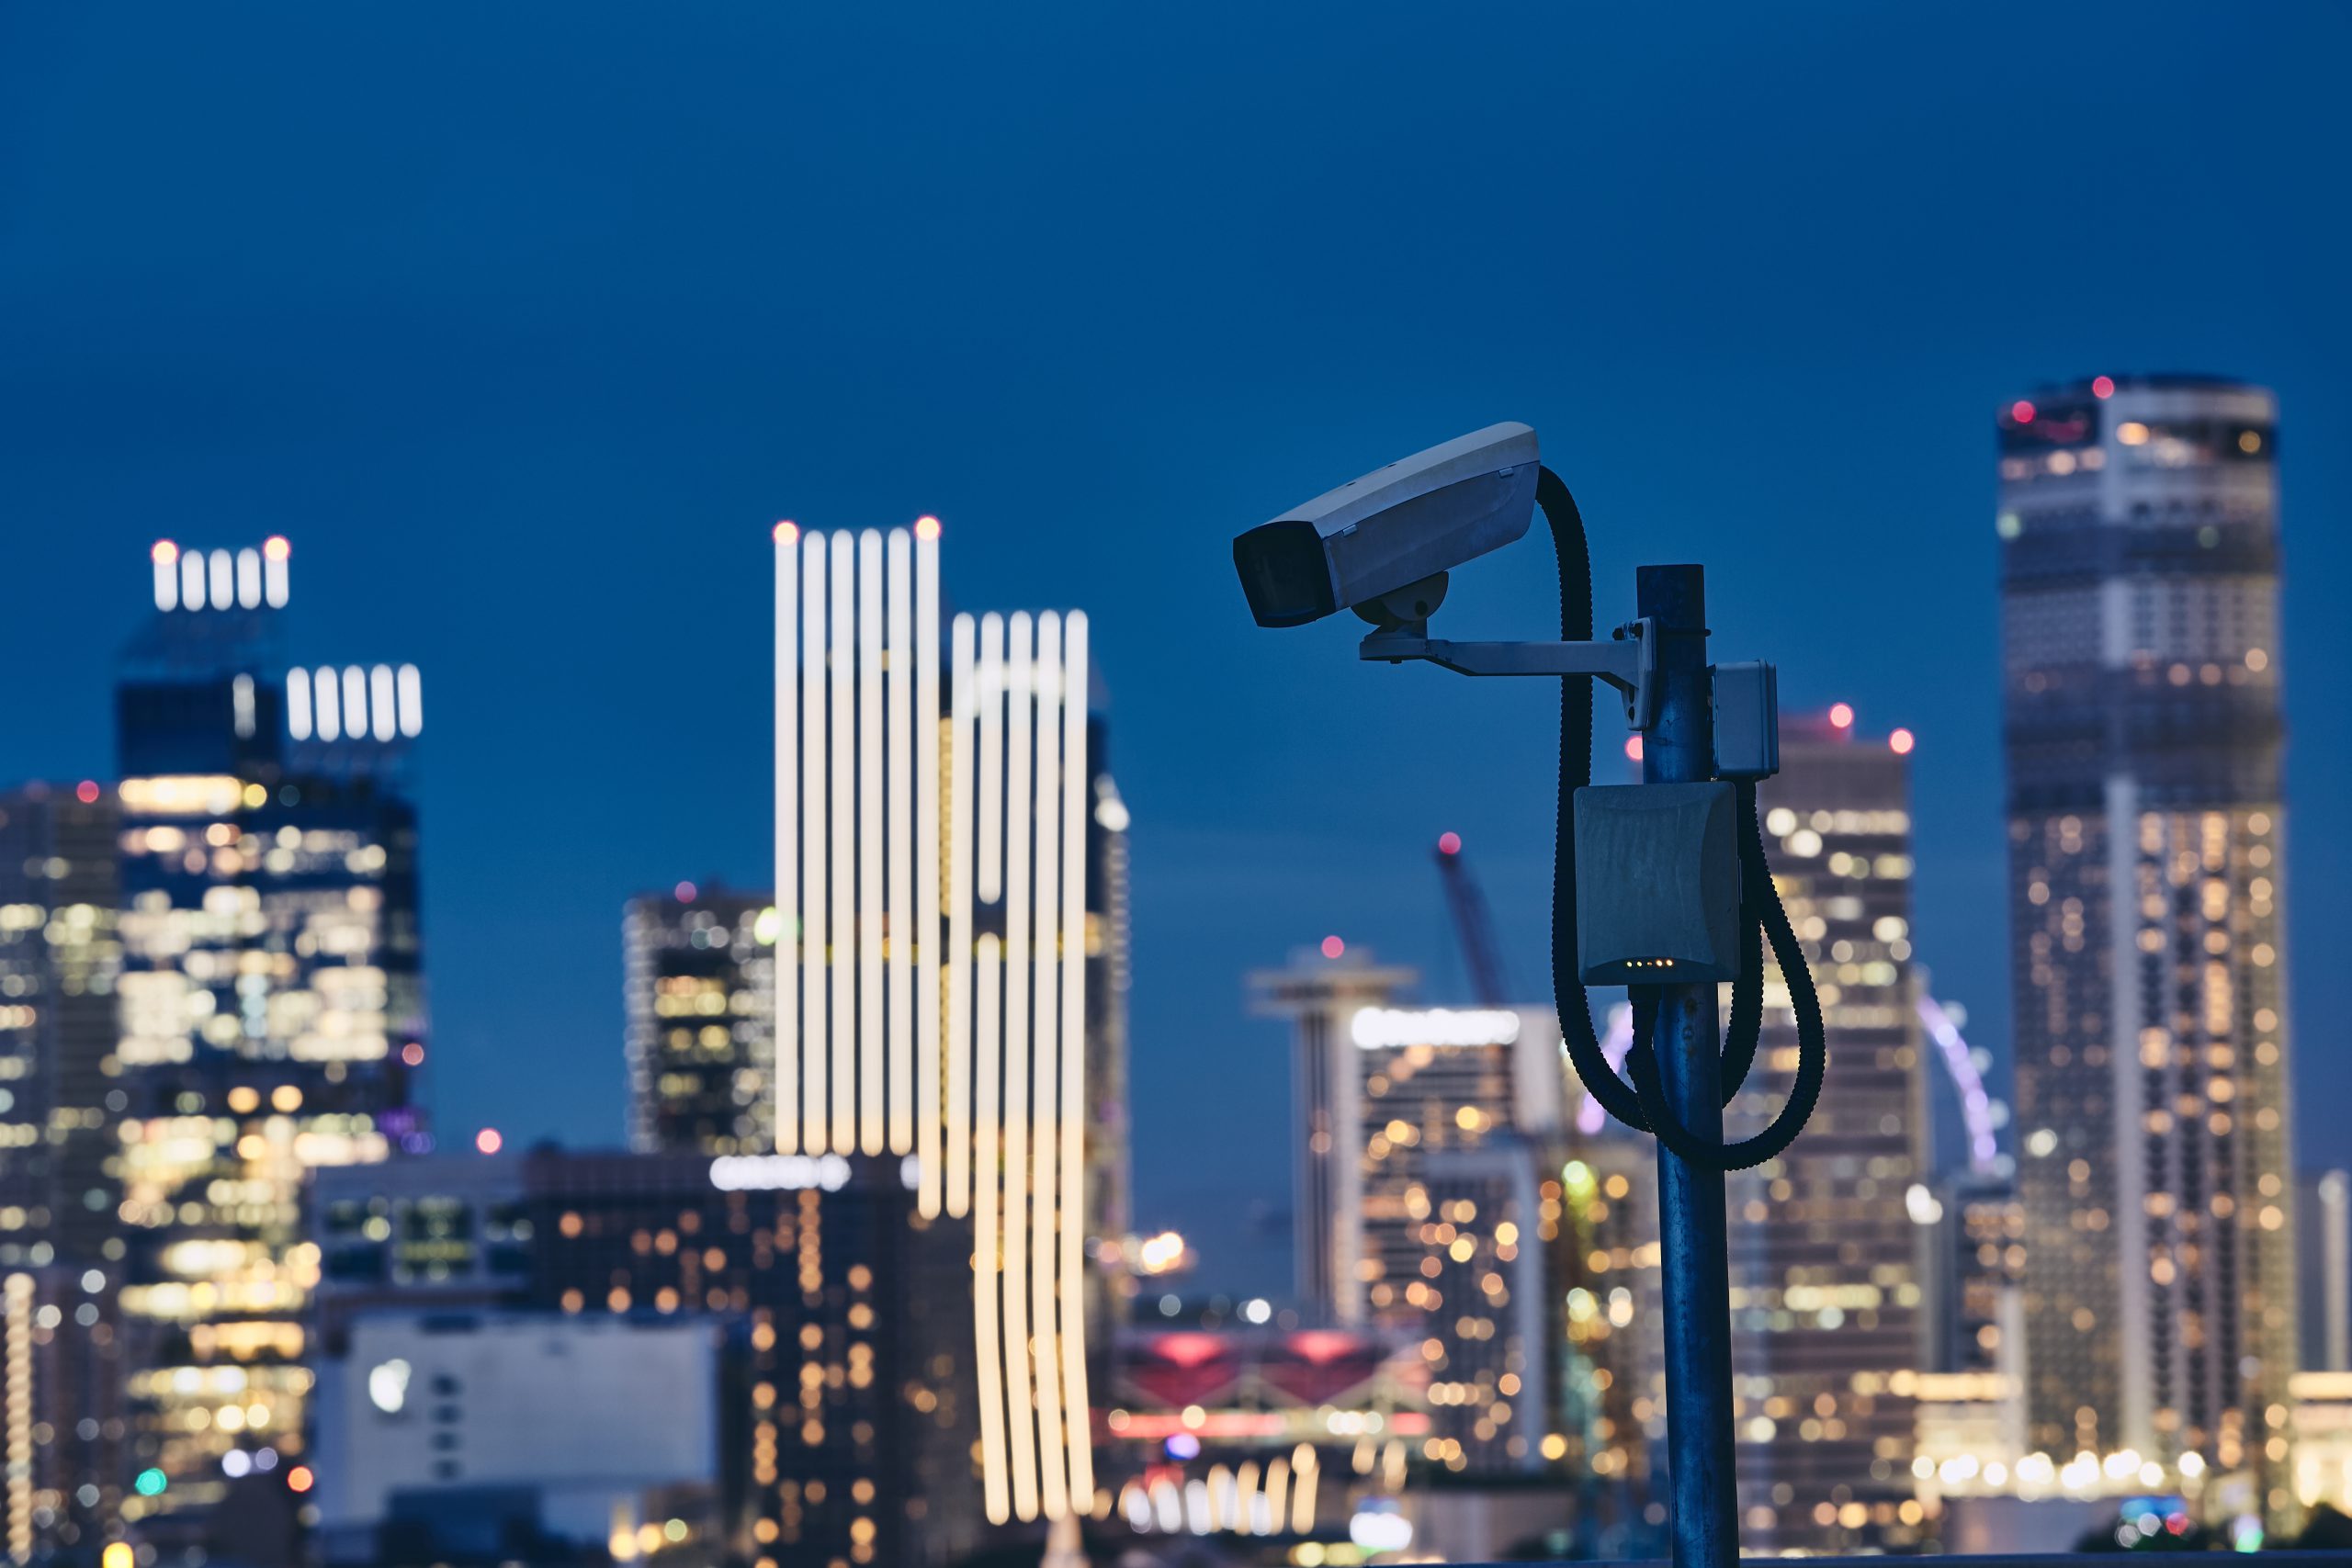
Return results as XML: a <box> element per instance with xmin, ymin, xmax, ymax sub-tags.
<box><xmin>1357</xmin><ymin>616</ymin><xmax>1658</xmax><ymax>728</ymax></box>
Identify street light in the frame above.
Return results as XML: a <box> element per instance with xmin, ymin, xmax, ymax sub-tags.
<box><xmin>1232</xmin><ymin>422</ymin><xmax>1829</xmax><ymax>1568</ymax></box>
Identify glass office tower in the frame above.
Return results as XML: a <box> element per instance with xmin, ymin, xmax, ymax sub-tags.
<box><xmin>111</xmin><ymin>539</ymin><xmax>428</xmax><ymax>1530</ymax></box>
<box><xmin>1997</xmin><ymin>377</ymin><xmax>2298</xmax><ymax>1521</ymax></box>
<box><xmin>1728</xmin><ymin>716</ymin><xmax>1925</xmax><ymax>1552</ymax></box>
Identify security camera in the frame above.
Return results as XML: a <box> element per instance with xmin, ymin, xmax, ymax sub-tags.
<box><xmin>1232</xmin><ymin>422</ymin><xmax>1539</xmax><ymax>628</ymax></box>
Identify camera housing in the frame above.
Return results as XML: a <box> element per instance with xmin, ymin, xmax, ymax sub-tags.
<box><xmin>1233</xmin><ymin>422</ymin><xmax>1539</xmax><ymax>627</ymax></box>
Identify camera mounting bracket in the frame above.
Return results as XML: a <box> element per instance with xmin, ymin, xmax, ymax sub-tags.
<box><xmin>1358</xmin><ymin>615</ymin><xmax>1657</xmax><ymax>729</ymax></box>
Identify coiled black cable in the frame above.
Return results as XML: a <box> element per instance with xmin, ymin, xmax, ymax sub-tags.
<box><xmin>1537</xmin><ymin>467</ymin><xmax>1826</xmax><ymax>1172</ymax></box>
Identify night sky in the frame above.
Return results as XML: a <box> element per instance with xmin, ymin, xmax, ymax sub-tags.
<box><xmin>4</xmin><ymin>6</ymin><xmax>2346</xmax><ymax>1296</ymax></box>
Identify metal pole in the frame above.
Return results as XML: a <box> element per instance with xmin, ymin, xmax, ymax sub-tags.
<box><xmin>1638</xmin><ymin>564</ymin><xmax>1739</xmax><ymax>1568</ymax></box>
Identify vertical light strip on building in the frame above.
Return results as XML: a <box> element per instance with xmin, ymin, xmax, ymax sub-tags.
<box><xmin>395</xmin><ymin>663</ymin><xmax>423</xmax><ymax>737</ymax></box>
<box><xmin>1029</xmin><ymin>612</ymin><xmax>1069</xmax><ymax>1518</ymax></box>
<box><xmin>288</xmin><ymin>668</ymin><xmax>313</xmax><ymax>740</ymax></box>
<box><xmin>1000</xmin><ymin>611</ymin><xmax>1040</xmax><ymax>1522</ymax></box>
<box><xmin>1058</xmin><ymin>610</ymin><xmax>1095</xmax><ymax>1503</ymax></box>
<box><xmin>946</xmin><ymin>613</ymin><xmax>978</xmax><ymax>1217</ymax></box>
<box><xmin>774</xmin><ymin>524</ymin><xmax>798</xmax><ymax>1153</ymax></box>
<box><xmin>4</xmin><ymin>1273</ymin><xmax>29</xmax><ymax>1562</ymax></box>
<box><xmin>828</xmin><ymin>532</ymin><xmax>856</xmax><ymax>1151</ymax></box>
<box><xmin>343</xmin><ymin>666</ymin><xmax>368</xmax><ymax>739</ymax></box>
<box><xmin>801</xmin><ymin>533</ymin><xmax>830</xmax><ymax>1153</ymax></box>
<box><xmin>263</xmin><ymin>535</ymin><xmax>291</xmax><ymax>606</ymax></box>
<box><xmin>236</xmin><ymin>547</ymin><xmax>262</xmax><ymax>608</ymax></box>
<box><xmin>857</xmin><ymin>529</ymin><xmax>886</xmax><ymax>1155</ymax></box>
<box><xmin>886</xmin><ymin>527</ymin><xmax>915</xmax><ymax>1156</ymax></box>
<box><xmin>180</xmin><ymin>550</ymin><xmax>205</xmax><ymax>611</ymax></box>
<box><xmin>314</xmin><ymin>666</ymin><xmax>342</xmax><ymax>741</ymax></box>
<box><xmin>972</xmin><ymin>935</ymin><xmax>1011</xmax><ymax>1524</ymax></box>
<box><xmin>915</xmin><ymin>520</ymin><xmax>944</xmax><ymax>1214</ymax></box>
<box><xmin>978</xmin><ymin>615</ymin><xmax>1005</xmax><ymax>906</ymax></box>
<box><xmin>209</xmin><ymin>549</ymin><xmax>233</xmax><ymax>609</ymax></box>
<box><xmin>369</xmin><ymin>665</ymin><xmax>397</xmax><ymax>741</ymax></box>
<box><xmin>152</xmin><ymin>540</ymin><xmax>180</xmax><ymax>610</ymax></box>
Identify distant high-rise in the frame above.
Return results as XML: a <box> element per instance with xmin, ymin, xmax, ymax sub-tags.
<box><xmin>1997</xmin><ymin>376</ymin><xmax>2297</xmax><ymax>1512</ymax></box>
<box><xmin>110</xmin><ymin>538</ymin><xmax>428</xmax><ymax>1530</ymax></box>
<box><xmin>625</xmin><ymin>886</ymin><xmax>776</xmax><ymax>1156</ymax></box>
<box><xmin>767</xmin><ymin>525</ymin><xmax>1130</xmax><ymax>1529</ymax></box>
<box><xmin>1249</xmin><ymin>950</ymin><xmax>1563</xmax><ymax>1473</ymax></box>
<box><xmin>0</xmin><ymin>784</ymin><xmax>128</xmax><ymax>1555</ymax></box>
<box><xmin>1726</xmin><ymin>714</ymin><xmax>1925</xmax><ymax>1552</ymax></box>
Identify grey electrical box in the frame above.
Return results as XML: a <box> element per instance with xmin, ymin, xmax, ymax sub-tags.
<box><xmin>1713</xmin><ymin>660</ymin><xmax>1780</xmax><ymax>780</ymax></box>
<box><xmin>1574</xmin><ymin>783</ymin><xmax>1742</xmax><ymax>985</ymax></box>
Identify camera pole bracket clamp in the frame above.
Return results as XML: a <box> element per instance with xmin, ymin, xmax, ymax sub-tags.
<box><xmin>1358</xmin><ymin>615</ymin><xmax>1657</xmax><ymax>729</ymax></box>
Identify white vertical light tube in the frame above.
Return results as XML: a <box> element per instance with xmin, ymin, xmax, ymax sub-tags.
<box><xmin>1058</xmin><ymin>610</ymin><xmax>1096</xmax><ymax>1504</ymax></box>
<box><xmin>946</xmin><ymin>614</ymin><xmax>977</xmax><ymax>1217</ymax></box>
<box><xmin>395</xmin><ymin>664</ymin><xmax>423</xmax><ymax>737</ymax></box>
<box><xmin>369</xmin><ymin>665</ymin><xmax>397</xmax><ymax>740</ymax></box>
<box><xmin>314</xmin><ymin>666</ymin><xmax>342</xmax><ymax>741</ymax></box>
<box><xmin>181</xmin><ymin>552</ymin><xmax>206</xmax><ymax>610</ymax></box>
<box><xmin>1292</xmin><ymin>1445</ymin><xmax>1319</xmax><ymax>1534</ymax></box>
<box><xmin>857</xmin><ymin>529</ymin><xmax>886</xmax><ymax>1156</ymax></box>
<box><xmin>343</xmin><ymin>667</ymin><xmax>368</xmax><ymax>739</ymax></box>
<box><xmin>153</xmin><ymin>543</ymin><xmax>180</xmax><ymax>610</ymax></box>
<box><xmin>287</xmin><ymin>668</ymin><xmax>313</xmax><ymax>740</ymax></box>
<box><xmin>829</xmin><ymin>532</ymin><xmax>857</xmax><ymax>1152</ymax></box>
<box><xmin>978</xmin><ymin>615</ymin><xmax>1005</xmax><ymax>905</ymax></box>
<box><xmin>972</xmin><ymin>935</ymin><xmax>1011</xmax><ymax>1525</ymax></box>
<box><xmin>775</xmin><ymin>525</ymin><xmax>799</xmax><ymax>1154</ymax></box>
<box><xmin>800</xmin><ymin>534</ymin><xmax>830</xmax><ymax>1153</ymax></box>
<box><xmin>232</xmin><ymin>674</ymin><xmax>256</xmax><ymax>739</ymax></box>
<box><xmin>236</xmin><ymin>547</ymin><xmax>262</xmax><ymax>608</ymax></box>
<box><xmin>263</xmin><ymin>536</ymin><xmax>291</xmax><ymax>607</ymax></box>
<box><xmin>915</xmin><ymin>521</ymin><xmax>944</xmax><ymax>1215</ymax></box>
<box><xmin>1028</xmin><ymin>613</ymin><xmax>1069</xmax><ymax>1518</ymax></box>
<box><xmin>209</xmin><ymin>549</ymin><xmax>233</xmax><ymax>609</ymax></box>
<box><xmin>886</xmin><ymin>527</ymin><xmax>914</xmax><ymax>1156</ymax></box>
<box><xmin>1001</xmin><ymin>612</ymin><xmax>1039</xmax><ymax>1522</ymax></box>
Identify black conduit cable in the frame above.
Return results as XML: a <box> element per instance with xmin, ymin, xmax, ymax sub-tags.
<box><xmin>1536</xmin><ymin>468</ymin><xmax>1825</xmax><ymax>1171</ymax></box>
<box><xmin>1539</xmin><ymin>467</ymin><xmax>1652</xmax><ymax>1134</ymax></box>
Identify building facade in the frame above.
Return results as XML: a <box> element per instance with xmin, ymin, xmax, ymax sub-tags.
<box><xmin>309</xmin><ymin>1147</ymin><xmax>977</xmax><ymax>1568</ymax></box>
<box><xmin>110</xmin><ymin>538</ymin><xmax>428</xmax><ymax>1532</ymax></box>
<box><xmin>0</xmin><ymin>784</ymin><xmax>129</xmax><ymax>1556</ymax></box>
<box><xmin>626</xmin><ymin>886</ymin><xmax>777</xmax><ymax>1156</ymax></box>
<box><xmin>1249</xmin><ymin>951</ymin><xmax>1564</xmax><ymax>1476</ymax></box>
<box><xmin>1997</xmin><ymin>376</ymin><xmax>2298</xmax><ymax>1515</ymax></box>
<box><xmin>1726</xmin><ymin>716</ymin><xmax>1926</xmax><ymax>1551</ymax></box>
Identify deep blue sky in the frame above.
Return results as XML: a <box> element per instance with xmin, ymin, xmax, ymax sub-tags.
<box><xmin>4</xmin><ymin>6</ymin><xmax>2346</xmax><ymax>1298</ymax></box>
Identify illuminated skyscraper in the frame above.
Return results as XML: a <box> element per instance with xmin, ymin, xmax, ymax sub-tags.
<box><xmin>626</xmin><ymin>886</ymin><xmax>777</xmax><ymax>1156</ymax></box>
<box><xmin>768</xmin><ymin>525</ymin><xmax>1130</xmax><ymax>1529</ymax></box>
<box><xmin>1250</xmin><ymin>952</ymin><xmax>1564</xmax><ymax>1472</ymax></box>
<box><xmin>1997</xmin><ymin>376</ymin><xmax>2297</xmax><ymax>1512</ymax></box>
<box><xmin>111</xmin><ymin>539</ymin><xmax>428</xmax><ymax>1531</ymax></box>
<box><xmin>0</xmin><ymin>784</ymin><xmax>129</xmax><ymax>1554</ymax></box>
<box><xmin>1728</xmin><ymin>714</ymin><xmax>1925</xmax><ymax>1552</ymax></box>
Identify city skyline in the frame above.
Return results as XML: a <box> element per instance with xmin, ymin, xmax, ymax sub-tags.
<box><xmin>4</xmin><ymin>10</ymin><xmax>2348</xmax><ymax>1312</ymax></box>
<box><xmin>1</xmin><ymin>8</ymin><xmax>2348</xmax><ymax>1561</ymax></box>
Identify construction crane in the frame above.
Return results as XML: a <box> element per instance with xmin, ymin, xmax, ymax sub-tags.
<box><xmin>1432</xmin><ymin>830</ymin><xmax>1512</xmax><ymax>1007</ymax></box>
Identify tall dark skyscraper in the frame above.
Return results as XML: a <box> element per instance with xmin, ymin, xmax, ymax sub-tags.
<box><xmin>1727</xmin><ymin>714</ymin><xmax>1925</xmax><ymax>1552</ymax></box>
<box><xmin>1997</xmin><ymin>377</ymin><xmax>2298</xmax><ymax>1517</ymax></box>
<box><xmin>626</xmin><ymin>886</ymin><xmax>777</xmax><ymax>1156</ymax></box>
<box><xmin>0</xmin><ymin>783</ymin><xmax>130</xmax><ymax>1554</ymax></box>
<box><xmin>110</xmin><ymin>539</ymin><xmax>429</xmax><ymax>1531</ymax></box>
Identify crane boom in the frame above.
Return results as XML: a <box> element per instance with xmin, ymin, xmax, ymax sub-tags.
<box><xmin>1433</xmin><ymin>831</ymin><xmax>1511</xmax><ymax>1007</ymax></box>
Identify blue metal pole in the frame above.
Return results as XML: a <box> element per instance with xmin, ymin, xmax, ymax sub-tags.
<box><xmin>1637</xmin><ymin>564</ymin><xmax>1740</xmax><ymax>1568</ymax></box>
